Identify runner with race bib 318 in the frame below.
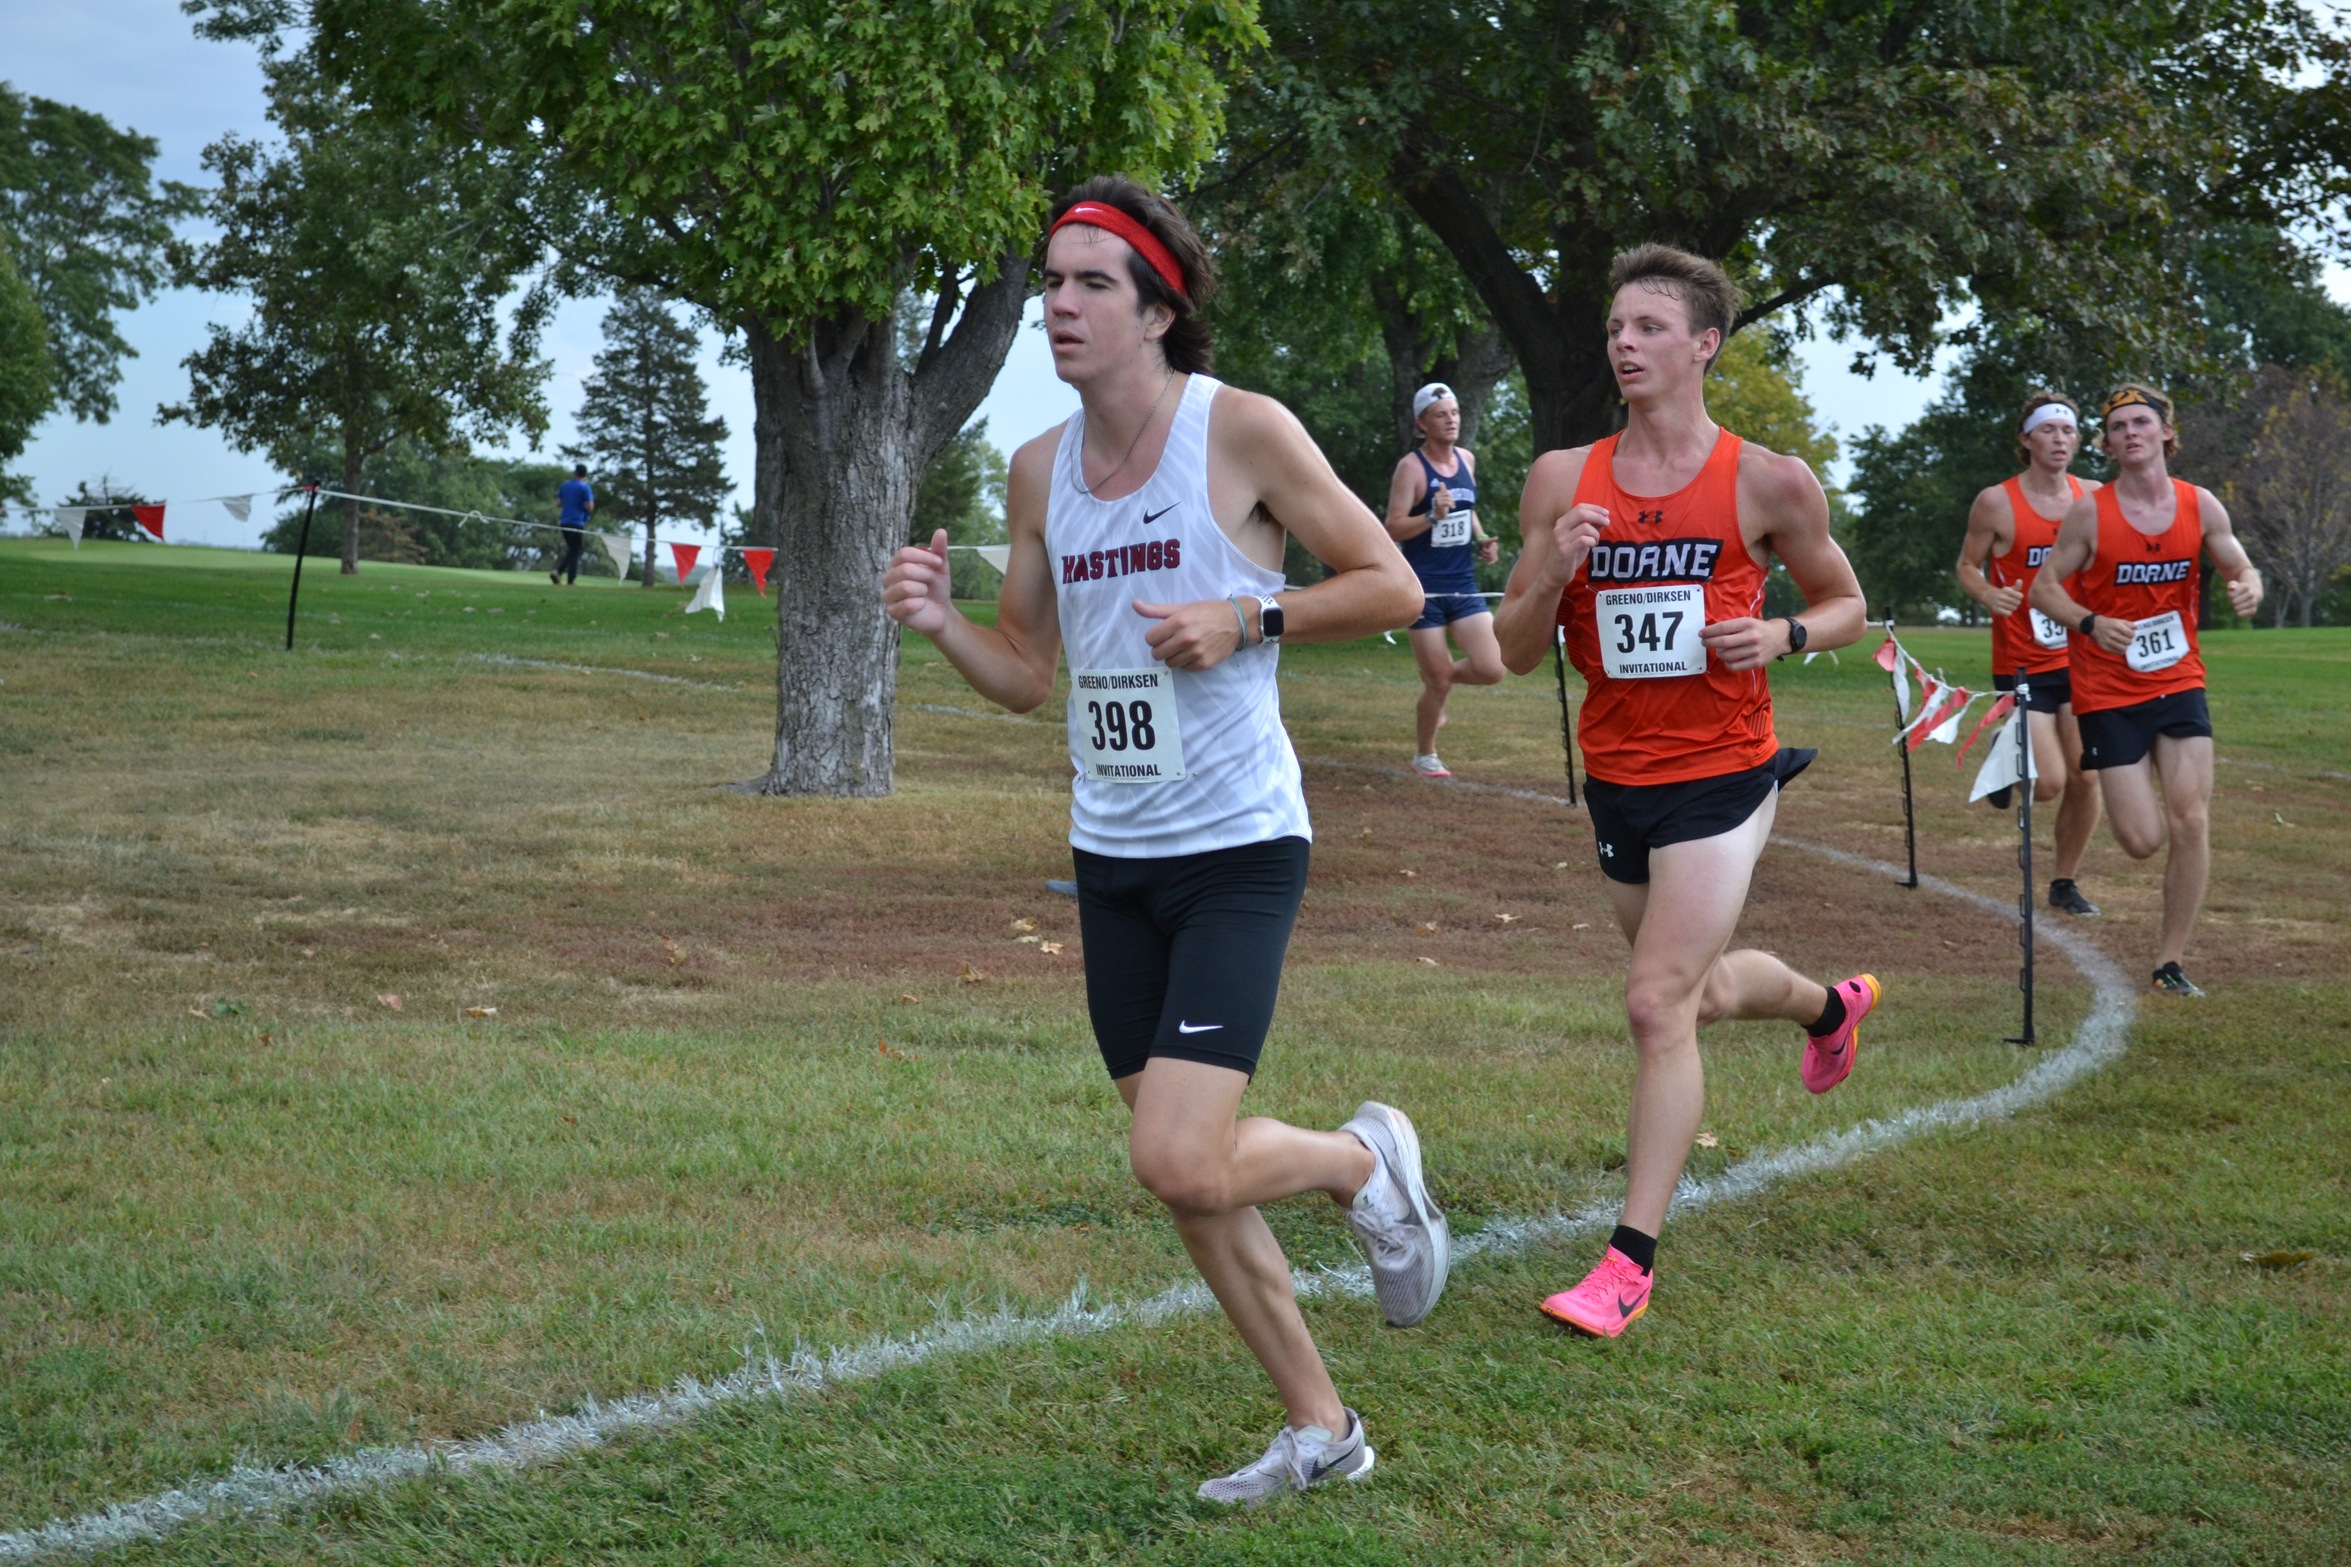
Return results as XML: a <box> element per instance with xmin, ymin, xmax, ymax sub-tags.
<box><xmin>2030</xmin><ymin>383</ymin><xmax>2263</xmax><ymax>998</ymax></box>
<box><xmin>1492</xmin><ymin>244</ymin><xmax>1876</xmax><ymax>1342</ymax></box>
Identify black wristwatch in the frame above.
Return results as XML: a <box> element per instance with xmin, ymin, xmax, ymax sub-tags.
<box><xmin>1256</xmin><ymin>594</ymin><xmax>1284</xmax><ymax>644</ymax></box>
<box><xmin>2078</xmin><ymin>613</ymin><xmax>2097</xmax><ymax>639</ymax></box>
<box><xmin>1778</xmin><ymin>617</ymin><xmax>1808</xmax><ymax>659</ymax></box>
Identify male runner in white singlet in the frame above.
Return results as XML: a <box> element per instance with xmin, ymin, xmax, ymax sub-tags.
<box><xmin>1956</xmin><ymin>391</ymin><xmax>2103</xmax><ymax>915</ymax></box>
<box><xmin>883</xmin><ymin>177</ymin><xmax>1445</xmax><ymax>1504</ymax></box>
<box><xmin>2031</xmin><ymin>385</ymin><xmax>2263</xmax><ymax>996</ymax></box>
<box><xmin>1492</xmin><ymin>244</ymin><xmax>1874</xmax><ymax>1339</ymax></box>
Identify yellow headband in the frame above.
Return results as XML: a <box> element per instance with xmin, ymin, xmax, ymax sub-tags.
<box><xmin>2101</xmin><ymin>387</ymin><xmax>2169</xmax><ymax>422</ymax></box>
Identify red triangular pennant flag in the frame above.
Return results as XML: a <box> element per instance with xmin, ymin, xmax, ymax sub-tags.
<box><xmin>742</xmin><ymin>548</ymin><xmax>775</xmax><ymax>597</ymax></box>
<box><xmin>131</xmin><ymin>504</ymin><xmax>165</xmax><ymax>541</ymax></box>
<box><xmin>1874</xmin><ymin>636</ymin><xmax>1901</xmax><ymax>673</ymax></box>
<box><xmin>669</xmin><ymin>542</ymin><xmax>700</xmax><ymax>584</ymax></box>
<box><xmin>1955</xmin><ymin>693</ymin><xmax>2017</xmax><ymax>769</ymax></box>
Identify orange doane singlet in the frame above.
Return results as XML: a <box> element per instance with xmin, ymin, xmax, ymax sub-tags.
<box><xmin>2067</xmin><ymin>479</ymin><xmax>2206</xmax><ymax>717</ymax></box>
<box><xmin>1556</xmin><ymin>430</ymin><xmax>1776</xmax><ymax>785</ymax></box>
<box><xmin>1988</xmin><ymin>474</ymin><xmax>2083</xmax><ymax>679</ymax></box>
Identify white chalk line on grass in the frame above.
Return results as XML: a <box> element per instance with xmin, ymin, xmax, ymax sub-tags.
<box><xmin>0</xmin><ymin>788</ymin><xmax>2134</xmax><ymax>1561</ymax></box>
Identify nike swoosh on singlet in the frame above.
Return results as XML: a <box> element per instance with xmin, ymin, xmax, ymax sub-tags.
<box><xmin>1176</xmin><ymin>1021</ymin><xmax>1223</xmax><ymax>1034</ymax></box>
<box><xmin>1142</xmin><ymin>504</ymin><xmax>1177</xmax><ymax>525</ymax></box>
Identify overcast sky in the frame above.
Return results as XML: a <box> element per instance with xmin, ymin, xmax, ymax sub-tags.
<box><xmin>0</xmin><ymin>1</ymin><xmax>2180</xmax><ymax>548</ymax></box>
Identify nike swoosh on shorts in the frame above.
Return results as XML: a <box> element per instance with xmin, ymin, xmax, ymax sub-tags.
<box><xmin>1177</xmin><ymin>1021</ymin><xmax>1222</xmax><ymax>1034</ymax></box>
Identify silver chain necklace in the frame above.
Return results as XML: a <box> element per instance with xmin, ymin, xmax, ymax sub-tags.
<box><xmin>1076</xmin><ymin>369</ymin><xmax>1176</xmax><ymax>497</ymax></box>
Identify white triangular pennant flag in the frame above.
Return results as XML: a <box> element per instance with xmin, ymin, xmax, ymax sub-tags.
<box><xmin>1927</xmin><ymin>689</ymin><xmax>1979</xmax><ymax>745</ymax></box>
<box><xmin>595</xmin><ymin>530</ymin><xmax>630</xmax><ymax>579</ymax></box>
<box><xmin>1969</xmin><ymin>706</ymin><xmax>2038</xmax><ymax>801</ymax></box>
<box><xmin>55</xmin><ymin>507</ymin><xmax>86</xmax><ymax>548</ymax></box>
<box><xmin>974</xmin><ymin>545</ymin><xmax>1011</xmax><ymax>576</ymax></box>
<box><xmin>685</xmin><ymin>555</ymin><xmax>726</xmax><ymax>621</ymax></box>
<box><xmin>221</xmin><ymin>494</ymin><xmax>253</xmax><ymax>522</ymax></box>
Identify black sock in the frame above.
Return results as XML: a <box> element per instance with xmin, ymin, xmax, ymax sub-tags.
<box><xmin>1608</xmin><ymin>1223</ymin><xmax>1657</xmax><ymax>1274</ymax></box>
<box><xmin>1807</xmin><ymin>988</ymin><xmax>1848</xmax><ymax>1038</ymax></box>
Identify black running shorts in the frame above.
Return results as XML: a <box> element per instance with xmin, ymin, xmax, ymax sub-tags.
<box><xmin>2076</xmin><ymin>688</ymin><xmax>2212</xmax><ymax>771</ymax></box>
<box><xmin>1582</xmin><ymin>747</ymin><xmax>1815</xmax><ymax>885</ymax></box>
<box><xmin>1071</xmin><ymin>836</ymin><xmax>1308</xmax><ymax>1080</ymax></box>
<box><xmin>1993</xmin><ymin>668</ymin><xmax>2072</xmax><ymax>715</ymax></box>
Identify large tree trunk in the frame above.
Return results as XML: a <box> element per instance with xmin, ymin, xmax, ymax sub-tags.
<box><xmin>743</xmin><ymin>256</ymin><xmax>1031</xmax><ymax>796</ymax></box>
<box><xmin>339</xmin><ymin>434</ymin><xmax>363</xmax><ymax>574</ymax></box>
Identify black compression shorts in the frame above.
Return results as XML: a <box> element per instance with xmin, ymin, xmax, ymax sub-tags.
<box><xmin>1582</xmin><ymin>747</ymin><xmax>1816</xmax><ymax>885</ymax></box>
<box><xmin>1071</xmin><ymin>836</ymin><xmax>1308</xmax><ymax>1080</ymax></box>
<box><xmin>1993</xmin><ymin>668</ymin><xmax>2072</xmax><ymax>715</ymax></box>
<box><xmin>2076</xmin><ymin>688</ymin><xmax>2212</xmax><ymax>771</ymax></box>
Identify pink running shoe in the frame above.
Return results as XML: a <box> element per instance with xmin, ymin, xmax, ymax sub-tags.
<box><xmin>1538</xmin><ymin>1246</ymin><xmax>1653</xmax><ymax>1339</ymax></box>
<box><xmin>1801</xmin><ymin>973</ymin><xmax>1880</xmax><ymax>1095</ymax></box>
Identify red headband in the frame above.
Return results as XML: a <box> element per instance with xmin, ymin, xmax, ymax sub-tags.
<box><xmin>1048</xmin><ymin>201</ymin><xmax>1193</xmax><ymax>308</ymax></box>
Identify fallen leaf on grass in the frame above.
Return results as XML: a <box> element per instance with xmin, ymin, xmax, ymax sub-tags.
<box><xmin>1010</xmin><ymin>917</ymin><xmax>1038</xmax><ymax>935</ymax></box>
<box><xmin>1039</xmin><ymin>941</ymin><xmax>1065</xmax><ymax>955</ymax></box>
<box><xmin>1418</xmin><ymin>922</ymin><xmax>1439</xmax><ymax>936</ymax></box>
<box><xmin>1359</xmin><ymin>827</ymin><xmax>1374</xmax><ymax>838</ymax></box>
<box><xmin>660</xmin><ymin>935</ymin><xmax>685</xmax><ymax>967</ymax></box>
<box><xmin>376</xmin><ymin>993</ymin><xmax>403</xmax><ymax>1011</ymax></box>
<box><xmin>1399</xmin><ymin>868</ymin><xmax>1418</xmax><ymax>879</ymax></box>
<box><xmin>958</xmin><ymin>964</ymin><xmax>990</xmax><ymax>984</ymax></box>
<box><xmin>1572</xmin><ymin>922</ymin><xmax>1592</xmax><ymax>931</ymax></box>
<box><xmin>562</xmin><ymin>1113</ymin><xmax>578</xmax><ymax>1125</ymax></box>
<box><xmin>2243</xmin><ymin>1249</ymin><xmax>2315</xmax><ymax>1269</ymax></box>
<box><xmin>1015</xmin><ymin>934</ymin><xmax>1041</xmax><ymax>945</ymax></box>
<box><xmin>1554</xmin><ymin>861</ymin><xmax>1571</xmax><ymax>870</ymax></box>
<box><xmin>1694</xmin><ymin>1131</ymin><xmax>1719</xmax><ymax>1148</ymax></box>
<box><xmin>1417</xmin><ymin>956</ymin><xmax>1439</xmax><ymax>966</ymax></box>
<box><xmin>1493</xmin><ymin>912</ymin><xmax>1520</xmax><ymax>924</ymax></box>
<box><xmin>185</xmin><ymin>1006</ymin><xmax>206</xmax><ymax>1019</ymax></box>
<box><xmin>464</xmin><ymin>1006</ymin><xmax>498</xmax><ymax>1018</ymax></box>
<box><xmin>876</xmin><ymin>1037</ymin><xmax>903</xmax><ymax>1058</ymax></box>
<box><xmin>897</xmin><ymin>993</ymin><xmax>918</xmax><ymax>1004</ymax></box>
<box><xmin>2274</xmin><ymin>812</ymin><xmax>2294</xmax><ymax>828</ymax></box>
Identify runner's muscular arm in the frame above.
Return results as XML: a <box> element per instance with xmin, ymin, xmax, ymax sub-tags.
<box><xmin>2194</xmin><ymin>487</ymin><xmax>2265</xmax><ymax>618</ymax></box>
<box><xmin>1703</xmin><ymin>447</ymin><xmax>1866</xmax><ymax>670</ymax></box>
<box><xmin>1493</xmin><ymin>446</ymin><xmax>1601</xmax><ymax>675</ymax></box>
<box><xmin>2029</xmin><ymin>495</ymin><xmax>2131</xmax><ymax>655</ymax></box>
<box><xmin>879</xmin><ymin>429</ymin><xmax>1063</xmax><ymax>711</ymax></box>
<box><xmin>1382</xmin><ymin>455</ymin><xmax>1435</xmax><ymax>542</ymax></box>
<box><xmin>1955</xmin><ymin>486</ymin><xmax>2022</xmax><ymax>616</ymax></box>
<box><xmin>1137</xmin><ymin>389</ymin><xmax>1421</xmax><ymax>671</ymax></box>
<box><xmin>1462</xmin><ymin>450</ymin><xmax>1501</xmax><ymax>563</ymax></box>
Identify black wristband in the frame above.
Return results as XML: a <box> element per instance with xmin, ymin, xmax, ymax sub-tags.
<box><xmin>2078</xmin><ymin>613</ymin><xmax>2097</xmax><ymax>638</ymax></box>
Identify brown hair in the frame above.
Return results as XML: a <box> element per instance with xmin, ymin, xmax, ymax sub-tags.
<box><xmin>2014</xmin><ymin>389</ymin><xmax>2081</xmax><ymax>455</ymax></box>
<box><xmin>1607</xmin><ymin>244</ymin><xmax>1742</xmax><ymax>366</ymax></box>
<box><xmin>2096</xmin><ymin>381</ymin><xmax>2180</xmax><ymax>460</ymax></box>
<box><xmin>1046</xmin><ymin>176</ymin><xmax>1216</xmax><ymax>375</ymax></box>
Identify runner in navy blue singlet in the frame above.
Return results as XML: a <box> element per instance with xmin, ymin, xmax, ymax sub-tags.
<box><xmin>1384</xmin><ymin>383</ymin><xmax>1504</xmax><ymax>778</ymax></box>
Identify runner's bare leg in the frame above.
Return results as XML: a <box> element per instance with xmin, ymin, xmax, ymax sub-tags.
<box><xmin>2151</xmin><ymin>733</ymin><xmax>2214</xmax><ymax>967</ymax></box>
<box><xmin>2049</xmin><ymin>706</ymin><xmax>2100</xmax><ymax>882</ymax></box>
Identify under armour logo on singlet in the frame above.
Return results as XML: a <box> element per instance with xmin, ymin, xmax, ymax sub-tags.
<box><xmin>1635</xmin><ymin>509</ymin><xmax>1666</xmax><ymax>527</ymax></box>
<box><xmin>2143</xmin><ymin>535</ymin><xmax>2164</xmax><ymax>551</ymax></box>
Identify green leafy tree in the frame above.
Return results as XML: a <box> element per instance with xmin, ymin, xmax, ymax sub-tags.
<box><xmin>235</xmin><ymin>0</ymin><xmax>1260</xmax><ymax>795</ymax></box>
<box><xmin>1255</xmin><ymin>0</ymin><xmax>2351</xmax><ymax>454</ymax></box>
<box><xmin>566</xmin><ymin>288</ymin><xmax>730</xmax><ymax>587</ymax></box>
<box><xmin>1707</xmin><ymin>332</ymin><xmax>1837</xmax><ymax>477</ymax></box>
<box><xmin>0</xmin><ymin>85</ymin><xmax>197</xmax><ymax>423</ymax></box>
<box><xmin>44</xmin><ymin>477</ymin><xmax>155</xmax><ymax>542</ymax></box>
<box><xmin>0</xmin><ymin>243</ymin><xmax>52</xmax><ymax>505</ymax></box>
<box><xmin>160</xmin><ymin>56</ymin><xmax>551</xmax><ymax>574</ymax></box>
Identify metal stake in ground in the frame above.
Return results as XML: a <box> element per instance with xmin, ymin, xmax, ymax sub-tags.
<box><xmin>1886</xmin><ymin>617</ymin><xmax>1918</xmax><ymax>888</ymax></box>
<box><xmin>283</xmin><ymin>484</ymin><xmax>321</xmax><ymax>652</ymax></box>
<box><xmin>2005</xmin><ymin>665</ymin><xmax>2038</xmax><ymax>1047</ymax></box>
<box><xmin>1552</xmin><ymin>625</ymin><xmax>1579</xmax><ymax>808</ymax></box>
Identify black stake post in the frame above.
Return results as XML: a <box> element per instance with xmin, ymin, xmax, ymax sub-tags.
<box><xmin>1887</xmin><ymin>617</ymin><xmax>1918</xmax><ymax>888</ymax></box>
<box><xmin>1553</xmin><ymin>626</ymin><xmax>1579</xmax><ymax>807</ymax></box>
<box><xmin>2005</xmin><ymin>665</ymin><xmax>2039</xmax><ymax>1047</ymax></box>
<box><xmin>283</xmin><ymin>484</ymin><xmax>321</xmax><ymax>652</ymax></box>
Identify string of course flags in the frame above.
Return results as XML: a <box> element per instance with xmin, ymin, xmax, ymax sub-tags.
<box><xmin>1876</xmin><ymin>629</ymin><xmax>2036</xmax><ymax>803</ymax></box>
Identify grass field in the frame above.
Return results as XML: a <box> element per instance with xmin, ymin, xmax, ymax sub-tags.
<box><xmin>2</xmin><ymin>537</ymin><xmax>2347</xmax><ymax>1563</ymax></box>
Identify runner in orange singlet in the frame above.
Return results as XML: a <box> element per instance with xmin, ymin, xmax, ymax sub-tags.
<box><xmin>1493</xmin><ymin>244</ymin><xmax>1873</xmax><ymax>1338</ymax></box>
<box><xmin>1955</xmin><ymin>390</ymin><xmax>2103</xmax><ymax>916</ymax></box>
<box><xmin>2031</xmin><ymin>384</ymin><xmax>2263</xmax><ymax>997</ymax></box>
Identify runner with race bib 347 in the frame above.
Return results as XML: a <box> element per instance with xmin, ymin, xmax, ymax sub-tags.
<box><xmin>2030</xmin><ymin>383</ymin><xmax>2264</xmax><ymax>998</ymax></box>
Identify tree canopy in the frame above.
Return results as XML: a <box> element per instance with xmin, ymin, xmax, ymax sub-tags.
<box><xmin>567</xmin><ymin>288</ymin><xmax>730</xmax><ymax>586</ymax></box>
<box><xmin>161</xmin><ymin>56</ymin><xmax>552</xmax><ymax>573</ymax></box>
<box><xmin>0</xmin><ymin>244</ymin><xmax>52</xmax><ymax>505</ymax></box>
<box><xmin>0</xmin><ymin>85</ymin><xmax>196</xmax><ymax>425</ymax></box>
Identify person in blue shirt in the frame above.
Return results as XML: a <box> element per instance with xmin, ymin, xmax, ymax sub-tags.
<box><xmin>553</xmin><ymin>464</ymin><xmax>595</xmax><ymax>585</ymax></box>
<box><xmin>1383</xmin><ymin>384</ymin><xmax>1503</xmax><ymax>778</ymax></box>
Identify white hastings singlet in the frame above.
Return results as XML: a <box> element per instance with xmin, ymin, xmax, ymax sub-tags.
<box><xmin>1049</xmin><ymin>374</ymin><xmax>1312</xmax><ymax>859</ymax></box>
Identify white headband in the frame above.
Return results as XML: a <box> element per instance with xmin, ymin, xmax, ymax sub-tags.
<box><xmin>2020</xmin><ymin>403</ymin><xmax>2078</xmax><ymax>437</ymax></box>
<box><xmin>1413</xmin><ymin>383</ymin><xmax>1455</xmax><ymax>419</ymax></box>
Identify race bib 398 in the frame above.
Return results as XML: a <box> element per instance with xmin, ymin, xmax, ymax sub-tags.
<box><xmin>1072</xmin><ymin>667</ymin><xmax>1186</xmax><ymax>782</ymax></box>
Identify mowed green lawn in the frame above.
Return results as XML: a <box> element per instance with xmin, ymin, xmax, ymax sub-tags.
<box><xmin>1</xmin><ymin>538</ymin><xmax>2346</xmax><ymax>1564</ymax></box>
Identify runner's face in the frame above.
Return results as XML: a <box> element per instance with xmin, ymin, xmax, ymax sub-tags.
<box><xmin>2021</xmin><ymin>417</ymin><xmax>2078</xmax><ymax>470</ymax></box>
<box><xmin>1042</xmin><ymin>226</ymin><xmax>1173</xmax><ymax>384</ymax></box>
<box><xmin>1417</xmin><ymin>397</ymin><xmax>1460</xmax><ymax>444</ymax></box>
<box><xmin>2103</xmin><ymin>405</ymin><xmax>2171</xmax><ymax>466</ymax></box>
<box><xmin>1605</xmin><ymin>284</ymin><xmax>1717</xmax><ymax>403</ymax></box>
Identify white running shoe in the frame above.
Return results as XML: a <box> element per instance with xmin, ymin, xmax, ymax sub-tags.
<box><xmin>1411</xmin><ymin>753</ymin><xmax>1452</xmax><ymax>779</ymax></box>
<box><xmin>1341</xmin><ymin>1101</ymin><xmax>1451</xmax><ymax>1327</ymax></box>
<box><xmin>1195</xmin><ymin>1410</ymin><xmax>1374</xmax><ymax>1506</ymax></box>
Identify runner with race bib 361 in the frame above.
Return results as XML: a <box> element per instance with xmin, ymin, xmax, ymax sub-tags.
<box><xmin>1492</xmin><ymin>244</ymin><xmax>1876</xmax><ymax>1342</ymax></box>
<box><xmin>2030</xmin><ymin>383</ymin><xmax>2264</xmax><ymax>998</ymax></box>
<box><xmin>882</xmin><ymin>176</ymin><xmax>1447</xmax><ymax>1506</ymax></box>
